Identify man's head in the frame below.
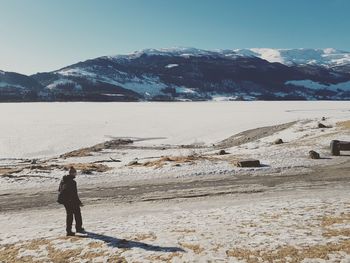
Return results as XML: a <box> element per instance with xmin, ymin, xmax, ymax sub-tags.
<box><xmin>68</xmin><ymin>166</ymin><xmax>77</xmax><ymax>178</ymax></box>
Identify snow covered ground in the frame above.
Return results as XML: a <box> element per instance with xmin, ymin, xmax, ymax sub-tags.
<box><xmin>1</xmin><ymin>186</ymin><xmax>350</xmax><ymax>262</ymax></box>
<box><xmin>1</xmin><ymin>101</ymin><xmax>350</xmax><ymax>262</ymax></box>
<box><xmin>0</xmin><ymin>101</ymin><xmax>349</xmax><ymax>191</ymax></box>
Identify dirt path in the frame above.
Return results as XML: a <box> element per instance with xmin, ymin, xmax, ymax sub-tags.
<box><xmin>1</xmin><ymin>160</ymin><xmax>349</xmax><ymax>213</ymax></box>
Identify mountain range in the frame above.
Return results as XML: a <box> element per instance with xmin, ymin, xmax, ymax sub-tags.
<box><xmin>1</xmin><ymin>48</ymin><xmax>350</xmax><ymax>102</ymax></box>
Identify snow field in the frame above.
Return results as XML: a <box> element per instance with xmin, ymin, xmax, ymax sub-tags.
<box><xmin>1</xmin><ymin>187</ymin><xmax>350</xmax><ymax>262</ymax></box>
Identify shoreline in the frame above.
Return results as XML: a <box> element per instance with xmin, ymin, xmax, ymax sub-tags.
<box><xmin>1</xmin><ymin>159</ymin><xmax>349</xmax><ymax>213</ymax></box>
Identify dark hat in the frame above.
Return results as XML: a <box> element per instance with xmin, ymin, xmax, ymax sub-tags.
<box><xmin>69</xmin><ymin>166</ymin><xmax>77</xmax><ymax>176</ymax></box>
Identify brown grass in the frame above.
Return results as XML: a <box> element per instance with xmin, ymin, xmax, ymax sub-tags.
<box><xmin>0</xmin><ymin>161</ymin><xmax>111</xmax><ymax>179</ymax></box>
<box><xmin>179</xmin><ymin>242</ymin><xmax>204</xmax><ymax>254</ymax></box>
<box><xmin>211</xmin><ymin>243</ymin><xmax>223</xmax><ymax>253</ymax></box>
<box><xmin>240</xmin><ymin>221</ymin><xmax>258</xmax><ymax>228</ymax></box>
<box><xmin>131</xmin><ymin>232</ymin><xmax>157</xmax><ymax>241</ymax></box>
<box><xmin>0</xmin><ymin>167</ymin><xmax>23</xmax><ymax>177</ymax></box>
<box><xmin>0</xmin><ymin>237</ymin><xmax>127</xmax><ymax>263</ymax></box>
<box><xmin>146</xmin><ymin>252</ymin><xmax>182</xmax><ymax>262</ymax></box>
<box><xmin>60</xmin><ymin>139</ymin><xmax>133</xmax><ymax>158</ymax></box>
<box><xmin>170</xmin><ymin>228</ymin><xmax>196</xmax><ymax>234</ymax></box>
<box><xmin>321</xmin><ymin>214</ymin><xmax>350</xmax><ymax>227</ymax></box>
<box><xmin>260</xmin><ymin>213</ymin><xmax>282</xmax><ymax>220</ymax></box>
<box><xmin>88</xmin><ymin>241</ymin><xmax>103</xmax><ymax>249</ymax></box>
<box><xmin>62</xmin><ymin>163</ymin><xmax>111</xmax><ymax>174</ymax></box>
<box><xmin>226</xmin><ymin>240</ymin><xmax>350</xmax><ymax>263</ymax></box>
<box><xmin>323</xmin><ymin>228</ymin><xmax>350</xmax><ymax>238</ymax></box>
<box><xmin>337</xmin><ymin>120</ymin><xmax>350</xmax><ymax>129</ymax></box>
<box><xmin>139</xmin><ymin>155</ymin><xmax>219</xmax><ymax>168</ymax></box>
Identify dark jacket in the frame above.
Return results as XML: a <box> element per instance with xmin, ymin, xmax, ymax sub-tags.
<box><xmin>58</xmin><ymin>176</ymin><xmax>82</xmax><ymax>205</ymax></box>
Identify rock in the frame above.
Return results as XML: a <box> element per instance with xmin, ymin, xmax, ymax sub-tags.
<box><xmin>236</xmin><ymin>159</ymin><xmax>261</xmax><ymax>167</ymax></box>
<box><xmin>330</xmin><ymin>140</ymin><xmax>340</xmax><ymax>156</ymax></box>
<box><xmin>31</xmin><ymin>159</ymin><xmax>37</xmax><ymax>164</ymax></box>
<box><xmin>128</xmin><ymin>160</ymin><xmax>139</xmax><ymax>166</ymax></box>
<box><xmin>318</xmin><ymin>123</ymin><xmax>327</xmax><ymax>128</ymax></box>
<box><xmin>81</xmin><ymin>169</ymin><xmax>93</xmax><ymax>174</ymax></box>
<box><xmin>218</xmin><ymin>149</ymin><xmax>228</xmax><ymax>155</ymax></box>
<box><xmin>330</xmin><ymin>140</ymin><xmax>350</xmax><ymax>156</ymax></box>
<box><xmin>321</xmin><ymin>117</ymin><xmax>326</xmax><ymax>121</ymax></box>
<box><xmin>274</xmin><ymin>138</ymin><xmax>283</xmax><ymax>144</ymax></box>
<box><xmin>309</xmin><ymin>150</ymin><xmax>320</xmax><ymax>159</ymax></box>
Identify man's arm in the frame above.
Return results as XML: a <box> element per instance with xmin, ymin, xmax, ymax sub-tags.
<box><xmin>73</xmin><ymin>181</ymin><xmax>83</xmax><ymax>206</ymax></box>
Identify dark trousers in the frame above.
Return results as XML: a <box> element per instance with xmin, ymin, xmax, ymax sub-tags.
<box><xmin>64</xmin><ymin>203</ymin><xmax>83</xmax><ymax>232</ymax></box>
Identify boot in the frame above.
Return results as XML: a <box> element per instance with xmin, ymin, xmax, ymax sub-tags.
<box><xmin>66</xmin><ymin>231</ymin><xmax>75</xmax><ymax>236</ymax></box>
<box><xmin>76</xmin><ymin>227</ymin><xmax>85</xmax><ymax>233</ymax></box>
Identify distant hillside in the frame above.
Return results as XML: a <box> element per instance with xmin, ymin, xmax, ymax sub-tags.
<box><xmin>2</xmin><ymin>48</ymin><xmax>350</xmax><ymax>102</ymax></box>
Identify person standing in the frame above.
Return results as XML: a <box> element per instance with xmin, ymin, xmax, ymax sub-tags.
<box><xmin>58</xmin><ymin>166</ymin><xmax>85</xmax><ymax>236</ymax></box>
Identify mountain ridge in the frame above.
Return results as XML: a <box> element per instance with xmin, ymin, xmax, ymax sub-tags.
<box><xmin>1</xmin><ymin>48</ymin><xmax>350</xmax><ymax>102</ymax></box>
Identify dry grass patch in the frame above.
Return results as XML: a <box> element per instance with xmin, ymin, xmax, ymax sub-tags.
<box><xmin>240</xmin><ymin>222</ymin><xmax>258</xmax><ymax>228</ymax></box>
<box><xmin>140</xmin><ymin>155</ymin><xmax>219</xmax><ymax>169</ymax></box>
<box><xmin>62</xmin><ymin>163</ymin><xmax>111</xmax><ymax>174</ymax></box>
<box><xmin>80</xmin><ymin>250</ymin><xmax>126</xmax><ymax>262</ymax></box>
<box><xmin>88</xmin><ymin>241</ymin><xmax>104</xmax><ymax>249</ymax></box>
<box><xmin>132</xmin><ymin>232</ymin><xmax>157</xmax><ymax>241</ymax></box>
<box><xmin>179</xmin><ymin>242</ymin><xmax>204</xmax><ymax>254</ymax></box>
<box><xmin>211</xmin><ymin>243</ymin><xmax>224</xmax><ymax>253</ymax></box>
<box><xmin>337</xmin><ymin>120</ymin><xmax>350</xmax><ymax>129</ymax></box>
<box><xmin>0</xmin><ymin>161</ymin><xmax>111</xmax><ymax>179</ymax></box>
<box><xmin>0</xmin><ymin>237</ymin><xmax>127</xmax><ymax>263</ymax></box>
<box><xmin>170</xmin><ymin>228</ymin><xmax>196</xmax><ymax>234</ymax></box>
<box><xmin>226</xmin><ymin>240</ymin><xmax>350</xmax><ymax>263</ymax></box>
<box><xmin>0</xmin><ymin>239</ymin><xmax>83</xmax><ymax>263</ymax></box>
<box><xmin>261</xmin><ymin>213</ymin><xmax>282</xmax><ymax>220</ymax></box>
<box><xmin>60</xmin><ymin>139</ymin><xmax>133</xmax><ymax>158</ymax></box>
<box><xmin>0</xmin><ymin>244</ymin><xmax>25</xmax><ymax>263</ymax></box>
<box><xmin>321</xmin><ymin>214</ymin><xmax>350</xmax><ymax>227</ymax></box>
<box><xmin>47</xmin><ymin>246</ymin><xmax>83</xmax><ymax>263</ymax></box>
<box><xmin>0</xmin><ymin>167</ymin><xmax>23</xmax><ymax>177</ymax></box>
<box><xmin>146</xmin><ymin>252</ymin><xmax>182</xmax><ymax>262</ymax></box>
<box><xmin>323</xmin><ymin>228</ymin><xmax>350</xmax><ymax>238</ymax></box>
<box><xmin>0</xmin><ymin>238</ymin><xmax>52</xmax><ymax>263</ymax></box>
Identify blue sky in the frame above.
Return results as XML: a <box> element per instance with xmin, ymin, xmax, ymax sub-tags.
<box><xmin>1</xmin><ymin>0</ymin><xmax>349</xmax><ymax>75</ymax></box>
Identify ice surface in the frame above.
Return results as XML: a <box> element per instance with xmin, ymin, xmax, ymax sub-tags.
<box><xmin>0</xmin><ymin>101</ymin><xmax>349</xmax><ymax>158</ymax></box>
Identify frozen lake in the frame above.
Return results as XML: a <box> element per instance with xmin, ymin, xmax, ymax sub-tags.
<box><xmin>0</xmin><ymin>101</ymin><xmax>349</xmax><ymax>158</ymax></box>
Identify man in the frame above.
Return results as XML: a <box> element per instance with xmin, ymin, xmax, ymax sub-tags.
<box><xmin>58</xmin><ymin>166</ymin><xmax>85</xmax><ymax>236</ymax></box>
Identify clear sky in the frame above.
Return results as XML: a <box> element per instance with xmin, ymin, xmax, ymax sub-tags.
<box><xmin>1</xmin><ymin>0</ymin><xmax>349</xmax><ymax>75</ymax></box>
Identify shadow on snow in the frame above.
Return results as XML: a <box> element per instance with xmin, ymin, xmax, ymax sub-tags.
<box><xmin>84</xmin><ymin>231</ymin><xmax>185</xmax><ymax>253</ymax></box>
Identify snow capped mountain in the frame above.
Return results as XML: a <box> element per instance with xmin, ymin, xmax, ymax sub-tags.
<box><xmin>109</xmin><ymin>47</ymin><xmax>225</xmax><ymax>61</ymax></box>
<box><xmin>233</xmin><ymin>48</ymin><xmax>350</xmax><ymax>67</ymax></box>
<box><xmin>107</xmin><ymin>47</ymin><xmax>350</xmax><ymax>68</ymax></box>
<box><xmin>1</xmin><ymin>47</ymin><xmax>350</xmax><ymax>102</ymax></box>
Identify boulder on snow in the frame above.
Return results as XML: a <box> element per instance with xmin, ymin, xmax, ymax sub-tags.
<box><xmin>274</xmin><ymin>138</ymin><xmax>283</xmax><ymax>144</ymax></box>
<box><xmin>235</xmin><ymin>159</ymin><xmax>261</xmax><ymax>167</ymax></box>
<box><xmin>309</xmin><ymin>150</ymin><xmax>320</xmax><ymax>159</ymax></box>
<box><xmin>318</xmin><ymin>123</ymin><xmax>331</xmax><ymax>128</ymax></box>
<box><xmin>218</xmin><ymin>149</ymin><xmax>228</xmax><ymax>155</ymax></box>
<box><xmin>128</xmin><ymin>160</ymin><xmax>139</xmax><ymax>166</ymax></box>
